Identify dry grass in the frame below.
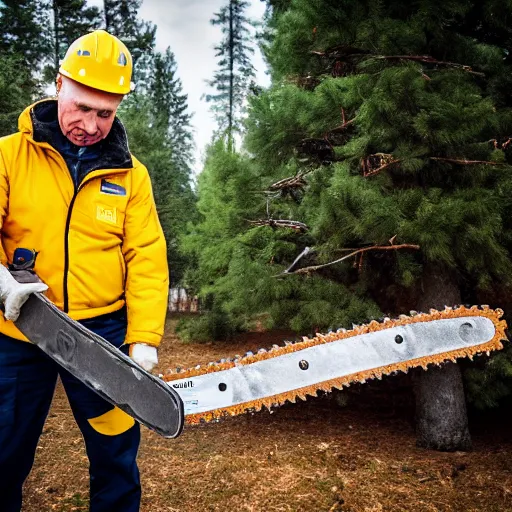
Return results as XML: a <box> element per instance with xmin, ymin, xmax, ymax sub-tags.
<box><xmin>22</xmin><ymin>317</ymin><xmax>512</xmax><ymax>512</ymax></box>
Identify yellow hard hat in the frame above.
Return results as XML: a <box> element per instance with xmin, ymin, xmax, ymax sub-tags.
<box><xmin>59</xmin><ymin>30</ymin><xmax>133</xmax><ymax>95</ymax></box>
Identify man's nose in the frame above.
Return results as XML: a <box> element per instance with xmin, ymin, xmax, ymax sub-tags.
<box><xmin>82</xmin><ymin>113</ymin><xmax>98</xmax><ymax>134</ymax></box>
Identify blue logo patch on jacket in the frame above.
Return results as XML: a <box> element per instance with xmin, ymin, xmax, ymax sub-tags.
<box><xmin>100</xmin><ymin>179</ymin><xmax>126</xmax><ymax>196</ymax></box>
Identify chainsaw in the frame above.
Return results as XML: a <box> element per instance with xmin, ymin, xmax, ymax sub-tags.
<box><xmin>13</xmin><ymin>283</ymin><xmax>507</xmax><ymax>436</ymax></box>
<box><xmin>164</xmin><ymin>305</ymin><xmax>507</xmax><ymax>425</ymax></box>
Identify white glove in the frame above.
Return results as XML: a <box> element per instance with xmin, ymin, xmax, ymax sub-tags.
<box><xmin>130</xmin><ymin>343</ymin><xmax>158</xmax><ymax>372</ymax></box>
<box><xmin>0</xmin><ymin>265</ymin><xmax>48</xmax><ymax>321</ymax></box>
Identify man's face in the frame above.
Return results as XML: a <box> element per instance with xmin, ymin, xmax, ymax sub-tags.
<box><xmin>57</xmin><ymin>76</ymin><xmax>123</xmax><ymax>146</ymax></box>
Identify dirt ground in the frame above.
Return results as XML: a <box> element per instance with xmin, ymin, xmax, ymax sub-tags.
<box><xmin>22</xmin><ymin>317</ymin><xmax>512</xmax><ymax>512</ymax></box>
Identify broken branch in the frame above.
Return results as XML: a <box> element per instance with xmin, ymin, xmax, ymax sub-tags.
<box><xmin>248</xmin><ymin>219</ymin><xmax>309</xmax><ymax>232</ymax></box>
<box><xmin>277</xmin><ymin>244</ymin><xmax>420</xmax><ymax>276</ymax></box>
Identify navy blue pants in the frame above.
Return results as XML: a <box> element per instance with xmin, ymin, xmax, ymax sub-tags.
<box><xmin>0</xmin><ymin>309</ymin><xmax>141</xmax><ymax>512</ymax></box>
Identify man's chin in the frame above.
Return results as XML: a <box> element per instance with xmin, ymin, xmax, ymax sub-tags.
<box><xmin>67</xmin><ymin>135</ymin><xmax>101</xmax><ymax>146</ymax></box>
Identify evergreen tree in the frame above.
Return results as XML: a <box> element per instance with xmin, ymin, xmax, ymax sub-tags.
<box><xmin>150</xmin><ymin>48</ymin><xmax>195</xmax><ymax>181</ymax></box>
<box><xmin>124</xmin><ymin>48</ymin><xmax>196</xmax><ymax>284</ymax></box>
<box><xmin>0</xmin><ymin>0</ymin><xmax>51</xmax><ymax>69</ymax></box>
<box><xmin>205</xmin><ymin>0</ymin><xmax>256</xmax><ymax>150</ymax></box>
<box><xmin>242</xmin><ymin>0</ymin><xmax>512</xmax><ymax>450</ymax></box>
<box><xmin>103</xmin><ymin>0</ymin><xmax>156</xmax><ymax>64</ymax></box>
<box><xmin>119</xmin><ymin>91</ymin><xmax>196</xmax><ymax>285</ymax></box>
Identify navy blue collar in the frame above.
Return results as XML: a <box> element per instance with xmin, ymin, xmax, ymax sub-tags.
<box><xmin>30</xmin><ymin>99</ymin><xmax>133</xmax><ymax>175</ymax></box>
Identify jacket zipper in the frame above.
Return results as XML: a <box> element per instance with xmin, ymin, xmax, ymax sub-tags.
<box><xmin>63</xmin><ymin>188</ymin><xmax>79</xmax><ymax>313</ymax></box>
<box><xmin>62</xmin><ymin>168</ymin><xmax>129</xmax><ymax>313</ymax></box>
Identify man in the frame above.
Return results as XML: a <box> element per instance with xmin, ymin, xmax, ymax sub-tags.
<box><xmin>0</xmin><ymin>30</ymin><xmax>169</xmax><ymax>511</ymax></box>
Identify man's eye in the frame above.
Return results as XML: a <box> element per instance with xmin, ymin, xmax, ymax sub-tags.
<box><xmin>98</xmin><ymin>111</ymin><xmax>112</xmax><ymax>119</ymax></box>
<box><xmin>79</xmin><ymin>105</ymin><xmax>92</xmax><ymax>112</ymax></box>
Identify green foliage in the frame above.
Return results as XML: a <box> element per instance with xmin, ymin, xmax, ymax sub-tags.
<box><xmin>0</xmin><ymin>55</ymin><xmax>37</xmax><ymax>136</ymax></box>
<box><xmin>247</xmin><ymin>0</ymin><xmax>512</xmax><ymax>405</ymax></box>
<box><xmin>175</xmin><ymin>309</ymin><xmax>238</xmax><ymax>343</ymax></box>
<box><xmin>0</xmin><ymin>0</ymin><xmax>51</xmax><ymax>69</ymax></box>
<box><xmin>140</xmin><ymin>48</ymin><xmax>195</xmax><ymax>180</ymax></box>
<box><xmin>465</xmin><ymin>347</ymin><xmax>512</xmax><ymax>409</ymax></box>
<box><xmin>130</xmin><ymin>48</ymin><xmax>197</xmax><ymax>284</ymax></box>
<box><xmin>55</xmin><ymin>1</ymin><xmax>102</xmax><ymax>53</ymax></box>
<box><xmin>181</xmin><ymin>140</ymin><xmax>379</xmax><ymax>339</ymax></box>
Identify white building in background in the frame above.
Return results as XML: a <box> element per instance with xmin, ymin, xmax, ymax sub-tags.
<box><xmin>169</xmin><ymin>287</ymin><xmax>199</xmax><ymax>313</ymax></box>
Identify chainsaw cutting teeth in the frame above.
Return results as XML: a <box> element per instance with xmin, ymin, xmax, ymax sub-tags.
<box><xmin>164</xmin><ymin>306</ymin><xmax>508</xmax><ymax>425</ymax></box>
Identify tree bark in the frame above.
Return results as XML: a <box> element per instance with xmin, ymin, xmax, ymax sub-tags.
<box><xmin>413</xmin><ymin>262</ymin><xmax>472</xmax><ymax>451</ymax></box>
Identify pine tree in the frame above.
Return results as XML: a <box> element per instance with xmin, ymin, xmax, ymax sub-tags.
<box><xmin>118</xmin><ymin>74</ymin><xmax>196</xmax><ymax>285</ymax></box>
<box><xmin>0</xmin><ymin>0</ymin><xmax>52</xmax><ymax>69</ymax></box>
<box><xmin>150</xmin><ymin>48</ymin><xmax>195</xmax><ymax>181</ymax></box>
<box><xmin>205</xmin><ymin>0</ymin><xmax>256</xmax><ymax>150</ymax></box>
<box><xmin>241</xmin><ymin>0</ymin><xmax>512</xmax><ymax>450</ymax></box>
<box><xmin>103</xmin><ymin>0</ymin><xmax>156</xmax><ymax>64</ymax></box>
<box><xmin>127</xmin><ymin>48</ymin><xmax>196</xmax><ymax>284</ymax></box>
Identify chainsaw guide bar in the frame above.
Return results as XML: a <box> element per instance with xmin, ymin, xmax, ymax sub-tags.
<box><xmin>164</xmin><ymin>306</ymin><xmax>507</xmax><ymax>425</ymax></box>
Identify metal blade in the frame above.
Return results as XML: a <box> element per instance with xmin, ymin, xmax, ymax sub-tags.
<box><xmin>164</xmin><ymin>306</ymin><xmax>507</xmax><ymax>424</ymax></box>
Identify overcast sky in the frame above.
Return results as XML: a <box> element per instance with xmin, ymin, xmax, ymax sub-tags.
<box><xmin>88</xmin><ymin>0</ymin><xmax>270</xmax><ymax>175</ymax></box>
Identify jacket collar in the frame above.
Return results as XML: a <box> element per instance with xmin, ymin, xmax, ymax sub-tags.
<box><xmin>19</xmin><ymin>99</ymin><xmax>133</xmax><ymax>171</ymax></box>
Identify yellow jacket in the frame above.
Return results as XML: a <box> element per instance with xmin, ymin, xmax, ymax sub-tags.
<box><xmin>0</xmin><ymin>100</ymin><xmax>168</xmax><ymax>346</ymax></box>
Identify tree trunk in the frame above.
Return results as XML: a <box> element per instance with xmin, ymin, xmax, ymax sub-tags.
<box><xmin>413</xmin><ymin>262</ymin><xmax>471</xmax><ymax>451</ymax></box>
<box><xmin>227</xmin><ymin>0</ymin><xmax>234</xmax><ymax>152</ymax></box>
<box><xmin>53</xmin><ymin>0</ymin><xmax>59</xmax><ymax>74</ymax></box>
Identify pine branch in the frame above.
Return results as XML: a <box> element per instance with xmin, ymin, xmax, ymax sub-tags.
<box><xmin>277</xmin><ymin>243</ymin><xmax>420</xmax><ymax>277</ymax></box>
<box><xmin>329</xmin><ymin>118</ymin><xmax>356</xmax><ymax>133</ymax></box>
<box><xmin>361</xmin><ymin>153</ymin><xmax>401</xmax><ymax>177</ymax></box>
<box><xmin>372</xmin><ymin>55</ymin><xmax>485</xmax><ymax>76</ymax></box>
<box><xmin>361</xmin><ymin>154</ymin><xmax>504</xmax><ymax>179</ymax></box>
<box><xmin>267</xmin><ymin>174</ymin><xmax>308</xmax><ymax>192</ymax></box>
<box><xmin>430</xmin><ymin>157</ymin><xmax>505</xmax><ymax>166</ymax></box>
<box><xmin>329</xmin><ymin>107</ymin><xmax>356</xmax><ymax>132</ymax></box>
<box><xmin>310</xmin><ymin>48</ymin><xmax>485</xmax><ymax>77</ymax></box>
<box><xmin>363</xmin><ymin>159</ymin><xmax>402</xmax><ymax>177</ymax></box>
<box><xmin>248</xmin><ymin>219</ymin><xmax>309</xmax><ymax>232</ymax></box>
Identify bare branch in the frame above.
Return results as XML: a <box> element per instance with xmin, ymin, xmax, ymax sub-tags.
<box><xmin>277</xmin><ymin>244</ymin><xmax>420</xmax><ymax>277</ymax></box>
<box><xmin>310</xmin><ymin>48</ymin><xmax>485</xmax><ymax>77</ymax></box>
<box><xmin>248</xmin><ymin>219</ymin><xmax>309</xmax><ymax>232</ymax></box>
<box><xmin>430</xmin><ymin>157</ymin><xmax>505</xmax><ymax>166</ymax></box>
<box><xmin>361</xmin><ymin>153</ymin><xmax>401</xmax><ymax>177</ymax></box>
<box><xmin>267</xmin><ymin>175</ymin><xmax>308</xmax><ymax>192</ymax></box>
<box><xmin>328</xmin><ymin>107</ymin><xmax>357</xmax><ymax>133</ymax></box>
<box><xmin>283</xmin><ymin>246</ymin><xmax>313</xmax><ymax>274</ymax></box>
<box><xmin>371</xmin><ymin>55</ymin><xmax>485</xmax><ymax>76</ymax></box>
<box><xmin>329</xmin><ymin>118</ymin><xmax>356</xmax><ymax>133</ymax></box>
<box><xmin>361</xmin><ymin>155</ymin><xmax>504</xmax><ymax>179</ymax></box>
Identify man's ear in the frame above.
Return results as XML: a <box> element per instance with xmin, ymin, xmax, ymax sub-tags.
<box><xmin>55</xmin><ymin>74</ymin><xmax>63</xmax><ymax>95</ymax></box>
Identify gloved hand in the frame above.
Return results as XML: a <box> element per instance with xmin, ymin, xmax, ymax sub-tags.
<box><xmin>0</xmin><ymin>265</ymin><xmax>48</xmax><ymax>321</ymax></box>
<box><xmin>129</xmin><ymin>343</ymin><xmax>158</xmax><ymax>372</ymax></box>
